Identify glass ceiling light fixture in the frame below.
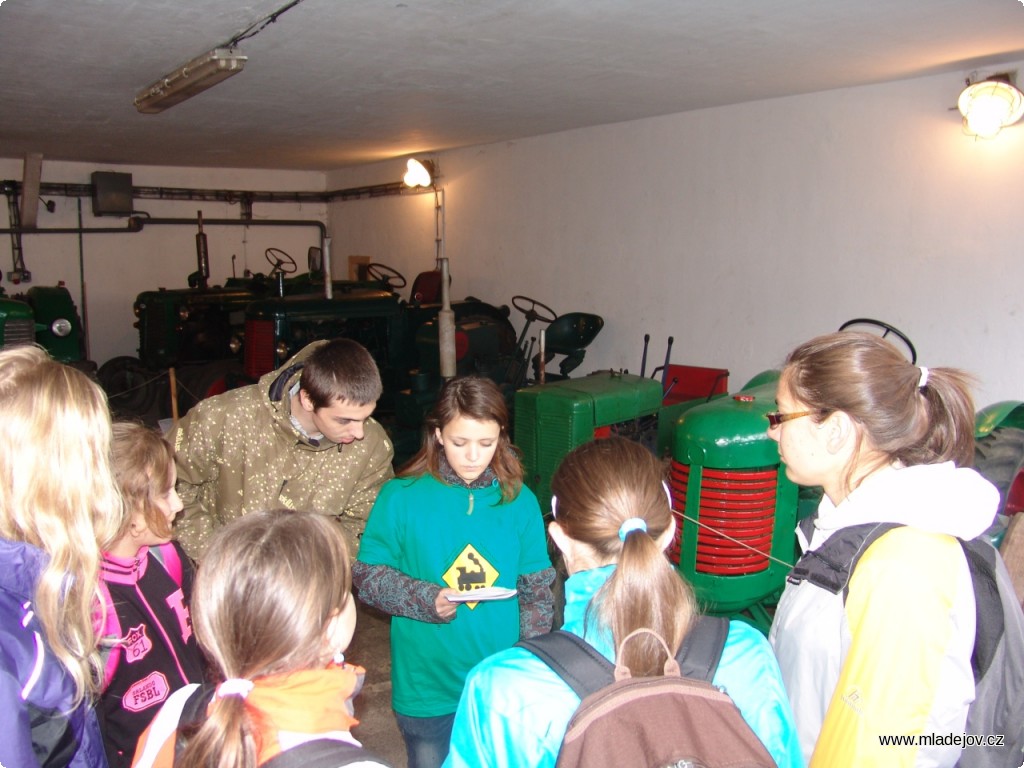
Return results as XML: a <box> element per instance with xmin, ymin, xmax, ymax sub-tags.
<box><xmin>134</xmin><ymin>0</ymin><xmax>307</xmax><ymax>114</ymax></box>
<box><xmin>403</xmin><ymin>159</ymin><xmax>436</xmax><ymax>188</ymax></box>
<box><xmin>957</xmin><ymin>72</ymin><xmax>1024</xmax><ymax>139</ymax></box>
<box><xmin>134</xmin><ymin>48</ymin><xmax>247</xmax><ymax>114</ymax></box>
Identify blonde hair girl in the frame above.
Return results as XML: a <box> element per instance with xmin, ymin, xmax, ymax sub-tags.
<box><xmin>0</xmin><ymin>345</ymin><xmax>123</xmax><ymax>768</ymax></box>
<box><xmin>0</xmin><ymin>345</ymin><xmax>122</xmax><ymax>698</ymax></box>
<box><xmin>133</xmin><ymin>509</ymin><xmax>388</xmax><ymax>768</ymax></box>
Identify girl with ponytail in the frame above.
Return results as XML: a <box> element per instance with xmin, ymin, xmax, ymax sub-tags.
<box><xmin>445</xmin><ymin>436</ymin><xmax>800</xmax><ymax>768</ymax></box>
<box><xmin>132</xmin><ymin>509</ymin><xmax>390</xmax><ymax>768</ymax></box>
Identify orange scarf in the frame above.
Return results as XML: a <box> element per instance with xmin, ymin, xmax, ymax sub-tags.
<box><xmin>240</xmin><ymin>663</ymin><xmax>364</xmax><ymax>765</ymax></box>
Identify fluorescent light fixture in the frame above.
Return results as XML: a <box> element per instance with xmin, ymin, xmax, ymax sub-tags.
<box><xmin>135</xmin><ymin>48</ymin><xmax>247</xmax><ymax>114</ymax></box>
<box><xmin>404</xmin><ymin>159</ymin><xmax>436</xmax><ymax>188</ymax></box>
<box><xmin>957</xmin><ymin>73</ymin><xmax>1024</xmax><ymax>139</ymax></box>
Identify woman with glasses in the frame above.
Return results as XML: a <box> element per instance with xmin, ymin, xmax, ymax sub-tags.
<box><xmin>767</xmin><ymin>331</ymin><xmax>1003</xmax><ymax>767</ymax></box>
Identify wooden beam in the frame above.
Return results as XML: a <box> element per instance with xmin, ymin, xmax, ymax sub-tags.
<box><xmin>20</xmin><ymin>153</ymin><xmax>43</xmax><ymax>229</ymax></box>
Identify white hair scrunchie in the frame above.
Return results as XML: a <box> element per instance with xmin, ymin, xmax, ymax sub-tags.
<box><xmin>618</xmin><ymin>517</ymin><xmax>648</xmax><ymax>541</ymax></box>
<box><xmin>918</xmin><ymin>366</ymin><xmax>930</xmax><ymax>389</ymax></box>
<box><xmin>216</xmin><ymin>678</ymin><xmax>254</xmax><ymax>699</ymax></box>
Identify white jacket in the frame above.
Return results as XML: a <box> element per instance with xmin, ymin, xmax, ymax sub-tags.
<box><xmin>769</xmin><ymin>462</ymin><xmax>999</xmax><ymax>767</ymax></box>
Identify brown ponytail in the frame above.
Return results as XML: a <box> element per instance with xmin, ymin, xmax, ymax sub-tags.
<box><xmin>551</xmin><ymin>437</ymin><xmax>696</xmax><ymax>676</ymax></box>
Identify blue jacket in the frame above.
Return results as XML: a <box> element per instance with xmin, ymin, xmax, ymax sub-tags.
<box><xmin>444</xmin><ymin>564</ymin><xmax>804</xmax><ymax>768</ymax></box>
<box><xmin>0</xmin><ymin>537</ymin><xmax>109</xmax><ymax>768</ymax></box>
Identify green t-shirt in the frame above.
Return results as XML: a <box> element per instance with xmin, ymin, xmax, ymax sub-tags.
<box><xmin>357</xmin><ymin>473</ymin><xmax>550</xmax><ymax>716</ymax></box>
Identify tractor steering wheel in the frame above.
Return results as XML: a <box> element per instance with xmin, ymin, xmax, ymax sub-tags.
<box><xmin>265</xmin><ymin>248</ymin><xmax>297</xmax><ymax>275</ymax></box>
<box><xmin>838</xmin><ymin>318</ymin><xmax>917</xmax><ymax>364</ymax></box>
<box><xmin>366</xmin><ymin>263</ymin><xmax>408</xmax><ymax>289</ymax></box>
<box><xmin>512</xmin><ymin>295</ymin><xmax>557</xmax><ymax>324</ymax></box>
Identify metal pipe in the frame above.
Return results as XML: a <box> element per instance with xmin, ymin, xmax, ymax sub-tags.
<box><xmin>538</xmin><ymin>328</ymin><xmax>546</xmax><ymax>385</ymax></box>
<box><xmin>194</xmin><ymin>211</ymin><xmax>210</xmax><ymax>290</ymax></box>
<box><xmin>76</xmin><ymin>199</ymin><xmax>90</xmax><ymax>360</ymax></box>
<box><xmin>323</xmin><ymin>235</ymin><xmax>333</xmax><ymax>300</ymax></box>
<box><xmin>0</xmin><ymin>223</ymin><xmax>142</xmax><ymax>235</ymax></box>
<box><xmin>436</xmin><ymin>188</ymin><xmax>456</xmax><ymax>380</ymax></box>
<box><xmin>13</xmin><ymin>180</ymin><xmax>407</xmax><ymax>205</ymax></box>
<box><xmin>661</xmin><ymin>336</ymin><xmax>674</xmax><ymax>388</ymax></box>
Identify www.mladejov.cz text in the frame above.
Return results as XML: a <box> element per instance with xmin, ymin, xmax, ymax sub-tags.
<box><xmin>878</xmin><ymin>733</ymin><xmax>1005</xmax><ymax>748</ymax></box>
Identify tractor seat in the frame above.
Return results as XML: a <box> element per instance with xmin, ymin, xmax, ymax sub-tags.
<box><xmin>410</xmin><ymin>270</ymin><xmax>443</xmax><ymax>304</ymax></box>
<box><xmin>533</xmin><ymin>312</ymin><xmax>604</xmax><ymax>379</ymax></box>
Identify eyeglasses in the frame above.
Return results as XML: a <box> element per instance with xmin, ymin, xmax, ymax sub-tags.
<box><xmin>765</xmin><ymin>410</ymin><xmax>816</xmax><ymax>428</ymax></box>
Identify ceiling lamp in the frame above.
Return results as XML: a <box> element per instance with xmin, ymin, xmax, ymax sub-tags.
<box><xmin>404</xmin><ymin>159</ymin><xmax>436</xmax><ymax>188</ymax></box>
<box><xmin>957</xmin><ymin>73</ymin><xmax>1024</xmax><ymax>139</ymax></box>
<box><xmin>135</xmin><ymin>48</ymin><xmax>247</xmax><ymax>114</ymax></box>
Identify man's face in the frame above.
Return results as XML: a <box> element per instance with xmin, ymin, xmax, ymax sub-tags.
<box><xmin>300</xmin><ymin>391</ymin><xmax>377</xmax><ymax>445</ymax></box>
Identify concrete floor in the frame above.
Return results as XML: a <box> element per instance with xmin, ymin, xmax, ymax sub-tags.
<box><xmin>347</xmin><ymin>602</ymin><xmax>408</xmax><ymax>768</ymax></box>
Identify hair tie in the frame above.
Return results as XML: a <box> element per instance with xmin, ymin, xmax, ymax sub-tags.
<box><xmin>216</xmin><ymin>678</ymin><xmax>254</xmax><ymax>699</ymax></box>
<box><xmin>917</xmin><ymin>366</ymin><xmax>930</xmax><ymax>389</ymax></box>
<box><xmin>550</xmin><ymin>495</ymin><xmax>558</xmax><ymax>519</ymax></box>
<box><xmin>618</xmin><ymin>517</ymin><xmax>647</xmax><ymax>541</ymax></box>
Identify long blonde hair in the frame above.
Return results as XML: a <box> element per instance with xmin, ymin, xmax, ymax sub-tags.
<box><xmin>0</xmin><ymin>346</ymin><xmax>123</xmax><ymax>703</ymax></box>
<box><xmin>551</xmin><ymin>437</ymin><xmax>697</xmax><ymax>676</ymax></box>
<box><xmin>179</xmin><ymin>509</ymin><xmax>354</xmax><ymax>768</ymax></box>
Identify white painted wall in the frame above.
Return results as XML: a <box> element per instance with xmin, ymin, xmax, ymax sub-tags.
<box><xmin>3</xmin><ymin>62</ymin><xmax>1022</xmax><ymax>410</ymax></box>
<box><xmin>326</xmin><ymin>62</ymin><xmax>1024</xmax><ymax>407</ymax></box>
<box><xmin>0</xmin><ymin>160</ymin><xmax>326</xmax><ymax>367</ymax></box>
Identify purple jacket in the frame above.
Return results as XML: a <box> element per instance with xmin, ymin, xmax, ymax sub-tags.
<box><xmin>0</xmin><ymin>537</ymin><xmax>109</xmax><ymax>768</ymax></box>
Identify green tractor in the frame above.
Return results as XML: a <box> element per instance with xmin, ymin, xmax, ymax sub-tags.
<box><xmin>516</xmin><ymin>320</ymin><xmax>1024</xmax><ymax>634</ymax></box>
<box><xmin>0</xmin><ymin>292</ymin><xmax>37</xmax><ymax>350</ymax></box>
<box><xmin>0</xmin><ymin>282</ymin><xmax>91</xmax><ymax>372</ymax></box>
<box><xmin>237</xmin><ymin>264</ymin><xmax>525</xmax><ymax>462</ymax></box>
<box><xmin>100</xmin><ymin>240</ymin><xmax>396</xmax><ymax>420</ymax></box>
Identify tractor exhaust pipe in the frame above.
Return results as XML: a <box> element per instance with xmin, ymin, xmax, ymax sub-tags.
<box><xmin>661</xmin><ymin>336</ymin><xmax>674</xmax><ymax>388</ymax></box>
<box><xmin>194</xmin><ymin>211</ymin><xmax>209</xmax><ymax>290</ymax></box>
<box><xmin>640</xmin><ymin>333</ymin><xmax>650</xmax><ymax>378</ymax></box>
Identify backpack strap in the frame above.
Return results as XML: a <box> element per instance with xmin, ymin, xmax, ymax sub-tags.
<box><xmin>518</xmin><ymin>630</ymin><xmax>612</xmax><ymax>700</ymax></box>
<box><xmin>958</xmin><ymin>538</ymin><xmax>1003</xmax><ymax>681</ymax></box>
<box><xmin>791</xmin><ymin>523</ymin><xmax>1004</xmax><ymax>687</ymax></box>
<box><xmin>262</xmin><ymin>738</ymin><xmax>391</xmax><ymax>768</ymax></box>
<box><xmin>517</xmin><ymin>615</ymin><xmax>731</xmax><ymax>698</ymax></box>
<box><xmin>173</xmin><ymin>683</ymin><xmax>217</xmax><ymax>762</ymax></box>
<box><xmin>675</xmin><ymin>614</ymin><xmax>729</xmax><ymax>683</ymax></box>
<box><xmin>787</xmin><ymin>522</ymin><xmax>900</xmax><ymax>598</ymax></box>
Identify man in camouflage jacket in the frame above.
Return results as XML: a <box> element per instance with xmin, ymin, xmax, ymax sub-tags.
<box><xmin>171</xmin><ymin>338</ymin><xmax>395</xmax><ymax>559</ymax></box>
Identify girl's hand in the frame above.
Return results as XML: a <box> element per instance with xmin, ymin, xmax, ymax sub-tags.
<box><xmin>435</xmin><ymin>587</ymin><xmax>460</xmax><ymax>620</ymax></box>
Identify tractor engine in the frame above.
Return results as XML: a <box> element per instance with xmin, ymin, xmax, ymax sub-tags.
<box><xmin>668</xmin><ymin>374</ymin><xmax>813</xmax><ymax>631</ymax></box>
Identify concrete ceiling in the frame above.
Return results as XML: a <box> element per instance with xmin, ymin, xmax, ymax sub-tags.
<box><xmin>1</xmin><ymin>0</ymin><xmax>1023</xmax><ymax>172</ymax></box>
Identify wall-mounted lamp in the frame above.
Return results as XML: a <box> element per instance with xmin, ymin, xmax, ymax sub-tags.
<box><xmin>135</xmin><ymin>47</ymin><xmax>247</xmax><ymax>114</ymax></box>
<box><xmin>957</xmin><ymin>73</ymin><xmax>1024</xmax><ymax>139</ymax></box>
<box><xmin>403</xmin><ymin>159</ymin><xmax>436</xmax><ymax>188</ymax></box>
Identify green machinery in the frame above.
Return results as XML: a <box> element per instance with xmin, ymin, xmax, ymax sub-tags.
<box><xmin>0</xmin><ymin>292</ymin><xmax>36</xmax><ymax>350</ymax></box>
<box><xmin>0</xmin><ymin>283</ymin><xmax>90</xmax><ymax>370</ymax></box>
<box><xmin>516</xmin><ymin>336</ymin><xmax>1024</xmax><ymax>634</ymax></box>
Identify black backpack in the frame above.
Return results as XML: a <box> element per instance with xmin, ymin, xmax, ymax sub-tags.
<box><xmin>173</xmin><ymin>683</ymin><xmax>393</xmax><ymax>767</ymax></box>
<box><xmin>788</xmin><ymin>521</ymin><xmax>1024</xmax><ymax>768</ymax></box>
<box><xmin>518</xmin><ymin>615</ymin><xmax>778</xmax><ymax>768</ymax></box>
